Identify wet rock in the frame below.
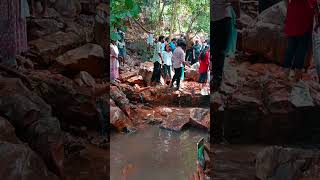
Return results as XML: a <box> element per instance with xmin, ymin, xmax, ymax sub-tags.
<box><xmin>110</xmin><ymin>99</ymin><xmax>132</xmax><ymax>132</ymax></box>
<box><xmin>28</xmin><ymin>31</ymin><xmax>84</xmax><ymax>66</ymax></box>
<box><xmin>55</xmin><ymin>43</ymin><xmax>105</xmax><ymax>77</ymax></box>
<box><xmin>0</xmin><ymin>142</ymin><xmax>59</xmax><ymax>180</ymax></box>
<box><xmin>160</xmin><ymin>111</ymin><xmax>190</xmax><ymax>131</ymax></box>
<box><xmin>0</xmin><ymin>117</ymin><xmax>20</xmax><ymax>144</ymax></box>
<box><xmin>189</xmin><ymin>108</ymin><xmax>210</xmax><ymax>130</ymax></box>
<box><xmin>54</xmin><ymin>0</ymin><xmax>81</xmax><ymax>18</ymax></box>
<box><xmin>28</xmin><ymin>71</ymin><xmax>101</xmax><ymax>130</ymax></box>
<box><xmin>256</xmin><ymin>146</ymin><xmax>320</xmax><ymax>180</ymax></box>
<box><xmin>0</xmin><ymin>77</ymin><xmax>64</xmax><ymax>177</ymax></box>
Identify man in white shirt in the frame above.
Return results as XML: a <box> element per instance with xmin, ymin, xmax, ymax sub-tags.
<box><xmin>170</xmin><ymin>40</ymin><xmax>187</xmax><ymax>90</ymax></box>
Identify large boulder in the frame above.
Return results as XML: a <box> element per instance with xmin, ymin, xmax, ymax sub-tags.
<box><xmin>0</xmin><ymin>78</ymin><xmax>64</xmax><ymax>177</ymax></box>
<box><xmin>28</xmin><ymin>31</ymin><xmax>85</xmax><ymax>66</ymax></box>
<box><xmin>54</xmin><ymin>0</ymin><xmax>81</xmax><ymax>18</ymax></box>
<box><xmin>189</xmin><ymin>108</ymin><xmax>210</xmax><ymax>130</ymax></box>
<box><xmin>28</xmin><ymin>70</ymin><xmax>100</xmax><ymax>129</ymax></box>
<box><xmin>138</xmin><ymin>61</ymin><xmax>154</xmax><ymax>84</ymax></box>
<box><xmin>110</xmin><ymin>99</ymin><xmax>132</xmax><ymax>132</ymax></box>
<box><xmin>27</xmin><ymin>18</ymin><xmax>64</xmax><ymax>41</ymax></box>
<box><xmin>241</xmin><ymin>2</ymin><xmax>287</xmax><ymax>64</ymax></box>
<box><xmin>110</xmin><ymin>85</ymin><xmax>132</xmax><ymax>116</ymax></box>
<box><xmin>256</xmin><ymin>146</ymin><xmax>320</xmax><ymax>180</ymax></box>
<box><xmin>0</xmin><ymin>142</ymin><xmax>59</xmax><ymax>180</ymax></box>
<box><xmin>55</xmin><ymin>43</ymin><xmax>105</xmax><ymax>77</ymax></box>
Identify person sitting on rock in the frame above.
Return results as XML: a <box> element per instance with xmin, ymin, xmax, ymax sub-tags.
<box><xmin>170</xmin><ymin>40</ymin><xmax>187</xmax><ymax>90</ymax></box>
<box><xmin>30</xmin><ymin>0</ymin><xmax>48</xmax><ymax>18</ymax></box>
<box><xmin>150</xmin><ymin>36</ymin><xmax>164</xmax><ymax>86</ymax></box>
<box><xmin>283</xmin><ymin>0</ymin><xmax>315</xmax><ymax>82</ymax></box>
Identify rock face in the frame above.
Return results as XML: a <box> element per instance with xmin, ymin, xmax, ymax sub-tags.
<box><xmin>189</xmin><ymin>108</ymin><xmax>210</xmax><ymax>129</ymax></box>
<box><xmin>27</xmin><ymin>18</ymin><xmax>64</xmax><ymax>41</ymax></box>
<box><xmin>256</xmin><ymin>146</ymin><xmax>320</xmax><ymax>180</ymax></box>
<box><xmin>29</xmin><ymin>31</ymin><xmax>85</xmax><ymax>66</ymax></box>
<box><xmin>28</xmin><ymin>70</ymin><xmax>100</xmax><ymax>129</ymax></box>
<box><xmin>241</xmin><ymin>2</ymin><xmax>287</xmax><ymax>64</ymax></box>
<box><xmin>216</xmin><ymin>61</ymin><xmax>320</xmax><ymax>143</ymax></box>
<box><xmin>0</xmin><ymin>117</ymin><xmax>20</xmax><ymax>144</ymax></box>
<box><xmin>0</xmin><ymin>142</ymin><xmax>59</xmax><ymax>180</ymax></box>
<box><xmin>110</xmin><ymin>99</ymin><xmax>132</xmax><ymax>132</ymax></box>
<box><xmin>54</xmin><ymin>0</ymin><xmax>81</xmax><ymax>18</ymax></box>
<box><xmin>138</xmin><ymin>61</ymin><xmax>154</xmax><ymax>84</ymax></box>
<box><xmin>0</xmin><ymin>78</ymin><xmax>64</xmax><ymax>177</ymax></box>
<box><xmin>55</xmin><ymin>43</ymin><xmax>105</xmax><ymax>77</ymax></box>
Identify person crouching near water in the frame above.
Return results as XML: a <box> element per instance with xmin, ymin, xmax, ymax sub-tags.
<box><xmin>170</xmin><ymin>40</ymin><xmax>187</xmax><ymax>90</ymax></box>
<box><xmin>198</xmin><ymin>45</ymin><xmax>210</xmax><ymax>95</ymax></box>
<box><xmin>283</xmin><ymin>0</ymin><xmax>314</xmax><ymax>82</ymax></box>
<box><xmin>150</xmin><ymin>35</ymin><xmax>164</xmax><ymax>86</ymax></box>
<box><xmin>162</xmin><ymin>44</ymin><xmax>173</xmax><ymax>85</ymax></box>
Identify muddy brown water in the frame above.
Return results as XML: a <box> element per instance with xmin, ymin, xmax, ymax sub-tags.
<box><xmin>110</xmin><ymin>126</ymin><xmax>209</xmax><ymax>180</ymax></box>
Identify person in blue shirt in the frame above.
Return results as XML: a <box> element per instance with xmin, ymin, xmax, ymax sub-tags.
<box><xmin>169</xmin><ymin>38</ymin><xmax>177</xmax><ymax>52</ymax></box>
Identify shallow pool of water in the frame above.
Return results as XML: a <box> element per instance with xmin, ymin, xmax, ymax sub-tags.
<box><xmin>110</xmin><ymin>126</ymin><xmax>208</xmax><ymax>180</ymax></box>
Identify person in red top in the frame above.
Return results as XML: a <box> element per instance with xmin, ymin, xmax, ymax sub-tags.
<box><xmin>283</xmin><ymin>0</ymin><xmax>316</xmax><ymax>82</ymax></box>
<box><xmin>198</xmin><ymin>45</ymin><xmax>210</xmax><ymax>90</ymax></box>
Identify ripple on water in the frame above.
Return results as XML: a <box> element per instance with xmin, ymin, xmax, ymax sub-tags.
<box><xmin>110</xmin><ymin>126</ymin><xmax>208</xmax><ymax>180</ymax></box>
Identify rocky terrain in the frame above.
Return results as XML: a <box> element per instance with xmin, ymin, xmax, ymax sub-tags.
<box><xmin>211</xmin><ymin>1</ymin><xmax>320</xmax><ymax>179</ymax></box>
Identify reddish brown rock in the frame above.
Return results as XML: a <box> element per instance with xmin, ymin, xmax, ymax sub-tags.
<box><xmin>110</xmin><ymin>85</ymin><xmax>132</xmax><ymax>116</ymax></box>
<box><xmin>28</xmin><ymin>70</ymin><xmax>99</xmax><ymax>129</ymax></box>
<box><xmin>28</xmin><ymin>31</ymin><xmax>84</xmax><ymax>66</ymax></box>
<box><xmin>138</xmin><ymin>61</ymin><xmax>154</xmax><ymax>84</ymax></box>
<box><xmin>0</xmin><ymin>142</ymin><xmax>59</xmax><ymax>180</ymax></box>
<box><xmin>189</xmin><ymin>108</ymin><xmax>210</xmax><ymax>130</ymax></box>
<box><xmin>55</xmin><ymin>43</ymin><xmax>105</xmax><ymax>77</ymax></box>
<box><xmin>0</xmin><ymin>77</ymin><xmax>64</xmax><ymax>177</ymax></box>
<box><xmin>110</xmin><ymin>99</ymin><xmax>132</xmax><ymax>132</ymax></box>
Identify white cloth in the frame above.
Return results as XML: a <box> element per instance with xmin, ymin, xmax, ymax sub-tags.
<box><xmin>172</xmin><ymin>47</ymin><xmax>185</xmax><ymax>69</ymax></box>
<box><xmin>313</xmin><ymin>17</ymin><xmax>320</xmax><ymax>75</ymax></box>
<box><xmin>162</xmin><ymin>51</ymin><xmax>172</xmax><ymax>66</ymax></box>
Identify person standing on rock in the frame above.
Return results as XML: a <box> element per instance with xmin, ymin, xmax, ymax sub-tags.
<box><xmin>162</xmin><ymin>44</ymin><xmax>173</xmax><ymax>85</ymax></box>
<box><xmin>30</xmin><ymin>0</ymin><xmax>48</xmax><ymax>18</ymax></box>
<box><xmin>110</xmin><ymin>39</ymin><xmax>120</xmax><ymax>83</ymax></box>
<box><xmin>118</xmin><ymin>38</ymin><xmax>126</xmax><ymax>66</ymax></box>
<box><xmin>283</xmin><ymin>0</ymin><xmax>315</xmax><ymax>82</ymax></box>
<box><xmin>198</xmin><ymin>45</ymin><xmax>210</xmax><ymax>95</ymax></box>
<box><xmin>211</xmin><ymin>0</ymin><xmax>240</xmax><ymax>92</ymax></box>
<box><xmin>0</xmin><ymin>0</ymin><xmax>29</xmax><ymax>68</ymax></box>
<box><xmin>170</xmin><ymin>40</ymin><xmax>187</xmax><ymax>90</ymax></box>
<box><xmin>151</xmin><ymin>36</ymin><xmax>164</xmax><ymax>86</ymax></box>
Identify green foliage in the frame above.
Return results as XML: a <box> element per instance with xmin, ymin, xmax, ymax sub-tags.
<box><xmin>110</xmin><ymin>0</ymin><xmax>210</xmax><ymax>36</ymax></box>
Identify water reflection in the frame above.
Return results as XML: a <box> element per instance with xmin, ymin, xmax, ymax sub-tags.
<box><xmin>110</xmin><ymin>126</ymin><xmax>208</xmax><ymax>180</ymax></box>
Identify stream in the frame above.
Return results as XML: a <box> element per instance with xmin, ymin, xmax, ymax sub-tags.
<box><xmin>110</xmin><ymin>126</ymin><xmax>209</xmax><ymax>180</ymax></box>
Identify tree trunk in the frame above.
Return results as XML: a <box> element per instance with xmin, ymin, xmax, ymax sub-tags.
<box><xmin>169</xmin><ymin>0</ymin><xmax>178</xmax><ymax>38</ymax></box>
<box><xmin>156</xmin><ymin>0</ymin><xmax>166</xmax><ymax>34</ymax></box>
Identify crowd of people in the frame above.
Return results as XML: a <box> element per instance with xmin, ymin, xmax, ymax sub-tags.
<box><xmin>147</xmin><ymin>33</ymin><xmax>210</xmax><ymax>93</ymax></box>
<box><xmin>110</xmin><ymin>30</ymin><xmax>210</xmax><ymax>93</ymax></box>
<box><xmin>211</xmin><ymin>0</ymin><xmax>320</xmax><ymax>93</ymax></box>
